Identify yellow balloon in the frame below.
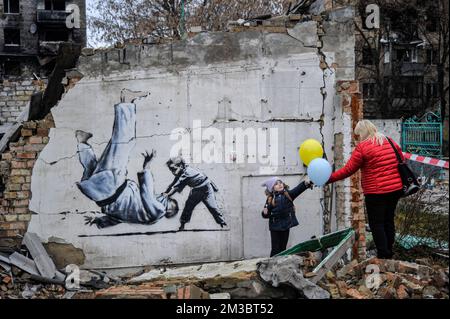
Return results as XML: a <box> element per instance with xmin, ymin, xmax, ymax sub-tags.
<box><xmin>299</xmin><ymin>139</ymin><xmax>324</xmax><ymax>166</ymax></box>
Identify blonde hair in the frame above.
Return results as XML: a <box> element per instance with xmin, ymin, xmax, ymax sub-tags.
<box><xmin>354</xmin><ymin>120</ymin><xmax>386</xmax><ymax>146</ymax></box>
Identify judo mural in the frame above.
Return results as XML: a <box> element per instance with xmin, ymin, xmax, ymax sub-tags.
<box><xmin>76</xmin><ymin>102</ymin><xmax>179</xmax><ymax>229</ymax></box>
<box><xmin>75</xmin><ymin>102</ymin><xmax>226</xmax><ymax>230</ymax></box>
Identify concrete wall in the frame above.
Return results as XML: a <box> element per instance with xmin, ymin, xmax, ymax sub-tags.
<box><xmin>25</xmin><ymin>18</ymin><xmax>357</xmax><ymax>268</ymax></box>
<box><xmin>371</xmin><ymin>119</ymin><xmax>402</xmax><ymax>145</ymax></box>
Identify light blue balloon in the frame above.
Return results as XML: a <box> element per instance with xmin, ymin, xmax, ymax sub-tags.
<box><xmin>307</xmin><ymin>158</ymin><xmax>332</xmax><ymax>187</ymax></box>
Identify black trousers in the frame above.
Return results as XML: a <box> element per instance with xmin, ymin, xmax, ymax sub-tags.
<box><xmin>180</xmin><ymin>184</ymin><xmax>226</xmax><ymax>225</ymax></box>
<box><xmin>365</xmin><ymin>190</ymin><xmax>402</xmax><ymax>259</ymax></box>
<box><xmin>270</xmin><ymin>229</ymin><xmax>290</xmax><ymax>257</ymax></box>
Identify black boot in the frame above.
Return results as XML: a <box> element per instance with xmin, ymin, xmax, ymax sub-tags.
<box><xmin>220</xmin><ymin>222</ymin><xmax>227</xmax><ymax>228</ymax></box>
<box><xmin>179</xmin><ymin>223</ymin><xmax>185</xmax><ymax>231</ymax></box>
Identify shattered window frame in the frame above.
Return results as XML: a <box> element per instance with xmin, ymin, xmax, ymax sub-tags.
<box><xmin>3</xmin><ymin>28</ymin><xmax>21</xmax><ymax>46</ymax></box>
<box><xmin>3</xmin><ymin>0</ymin><xmax>20</xmax><ymax>14</ymax></box>
<box><xmin>44</xmin><ymin>0</ymin><xmax>66</xmax><ymax>11</ymax></box>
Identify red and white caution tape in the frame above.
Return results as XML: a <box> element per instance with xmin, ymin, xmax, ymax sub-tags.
<box><xmin>403</xmin><ymin>152</ymin><xmax>449</xmax><ymax>169</ymax></box>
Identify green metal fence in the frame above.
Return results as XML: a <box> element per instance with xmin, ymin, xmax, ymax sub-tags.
<box><xmin>402</xmin><ymin>111</ymin><xmax>443</xmax><ymax>158</ymax></box>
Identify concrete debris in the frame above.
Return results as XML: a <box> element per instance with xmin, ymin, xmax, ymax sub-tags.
<box><xmin>320</xmin><ymin>257</ymin><xmax>449</xmax><ymax>299</ymax></box>
<box><xmin>0</xmin><ymin>231</ymin><xmax>113</xmax><ymax>299</ymax></box>
<box><xmin>0</xmin><ymin>265</ymin><xmax>66</xmax><ymax>299</ymax></box>
<box><xmin>257</xmin><ymin>255</ymin><xmax>331</xmax><ymax>299</ymax></box>
<box><xmin>1</xmin><ymin>234</ymin><xmax>447</xmax><ymax>299</ymax></box>
<box><xmin>130</xmin><ymin>258</ymin><xmax>266</xmax><ymax>283</ymax></box>
<box><xmin>129</xmin><ymin>258</ymin><xmax>294</xmax><ymax>299</ymax></box>
<box><xmin>0</xmin><ymin>261</ymin><xmax>11</xmax><ymax>273</ymax></box>
<box><xmin>23</xmin><ymin>232</ymin><xmax>58</xmax><ymax>279</ymax></box>
<box><xmin>9</xmin><ymin>252</ymin><xmax>41</xmax><ymax>276</ymax></box>
<box><xmin>21</xmin><ymin>283</ymin><xmax>41</xmax><ymax>299</ymax></box>
<box><xmin>86</xmin><ymin>283</ymin><xmax>211</xmax><ymax>300</ymax></box>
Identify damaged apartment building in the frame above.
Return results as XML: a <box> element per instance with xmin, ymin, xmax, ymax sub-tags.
<box><xmin>0</xmin><ymin>0</ymin><xmax>446</xmax><ymax>274</ymax></box>
<box><xmin>0</xmin><ymin>0</ymin><xmax>86</xmax><ymax>132</ymax></box>
<box><xmin>355</xmin><ymin>0</ymin><xmax>449</xmax><ymax>157</ymax></box>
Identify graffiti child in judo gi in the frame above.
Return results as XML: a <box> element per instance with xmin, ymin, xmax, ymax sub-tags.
<box><xmin>164</xmin><ymin>157</ymin><xmax>227</xmax><ymax>231</ymax></box>
<box><xmin>75</xmin><ymin>103</ymin><xmax>179</xmax><ymax>229</ymax></box>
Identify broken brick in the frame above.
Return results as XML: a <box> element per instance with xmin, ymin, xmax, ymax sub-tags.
<box><xmin>10</xmin><ymin>161</ymin><xmax>27</xmax><ymax>169</ymax></box>
<box><xmin>345</xmin><ymin>288</ymin><xmax>365</xmax><ymax>299</ymax></box>
<box><xmin>10</xmin><ymin>169</ymin><xmax>31</xmax><ymax>176</ymax></box>
<box><xmin>36</xmin><ymin>128</ymin><xmax>50</xmax><ymax>137</ymax></box>
<box><xmin>29</xmin><ymin>136</ymin><xmax>43</xmax><ymax>144</ymax></box>
<box><xmin>401</xmin><ymin>279</ymin><xmax>424</xmax><ymax>294</ymax></box>
<box><xmin>397</xmin><ymin>261</ymin><xmax>420</xmax><ymax>274</ymax></box>
<box><xmin>422</xmin><ymin>286</ymin><xmax>442</xmax><ymax>299</ymax></box>
<box><xmin>177</xmin><ymin>285</ymin><xmax>210</xmax><ymax>299</ymax></box>
<box><xmin>397</xmin><ymin>285</ymin><xmax>410</xmax><ymax>299</ymax></box>
<box><xmin>357</xmin><ymin>285</ymin><xmax>374</xmax><ymax>299</ymax></box>
<box><xmin>377</xmin><ymin>287</ymin><xmax>396</xmax><ymax>299</ymax></box>
<box><xmin>326</xmin><ymin>284</ymin><xmax>340</xmax><ymax>299</ymax></box>
<box><xmin>336</xmin><ymin>281</ymin><xmax>348</xmax><ymax>296</ymax></box>
<box><xmin>385</xmin><ymin>272</ymin><xmax>402</xmax><ymax>289</ymax></box>
<box><xmin>21</xmin><ymin>129</ymin><xmax>34</xmax><ymax>137</ymax></box>
<box><xmin>16</xmin><ymin>152</ymin><xmax>36</xmax><ymax>159</ymax></box>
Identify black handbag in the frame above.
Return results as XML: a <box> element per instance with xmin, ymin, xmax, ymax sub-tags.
<box><xmin>386</xmin><ymin>138</ymin><xmax>420</xmax><ymax>197</ymax></box>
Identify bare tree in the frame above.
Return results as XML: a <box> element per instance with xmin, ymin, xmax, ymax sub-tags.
<box><xmin>188</xmin><ymin>0</ymin><xmax>289</xmax><ymax>32</ymax></box>
<box><xmin>88</xmin><ymin>0</ymin><xmax>291</xmax><ymax>47</ymax></box>
<box><xmin>88</xmin><ymin>0</ymin><xmax>188</xmax><ymax>46</ymax></box>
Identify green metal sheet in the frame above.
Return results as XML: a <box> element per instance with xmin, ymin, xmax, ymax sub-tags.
<box><xmin>275</xmin><ymin>228</ymin><xmax>355</xmax><ymax>257</ymax></box>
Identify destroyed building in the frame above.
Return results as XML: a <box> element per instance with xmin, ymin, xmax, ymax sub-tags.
<box><xmin>353</xmin><ymin>0</ymin><xmax>449</xmax><ymax>157</ymax></box>
<box><xmin>0</xmin><ymin>0</ymin><xmax>86</xmax><ymax>131</ymax></box>
<box><xmin>355</xmin><ymin>0</ymin><xmax>448</xmax><ymax>119</ymax></box>
<box><xmin>0</xmin><ymin>0</ymin><xmax>447</xmax><ymax>302</ymax></box>
<box><xmin>0</xmin><ymin>0</ymin><xmax>369</xmax><ymax>268</ymax></box>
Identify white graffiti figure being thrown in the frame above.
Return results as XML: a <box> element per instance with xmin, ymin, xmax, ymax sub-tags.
<box><xmin>75</xmin><ymin>103</ymin><xmax>179</xmax><ymax>229</ymax></box>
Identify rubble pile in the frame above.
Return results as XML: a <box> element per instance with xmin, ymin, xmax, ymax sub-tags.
<box><xmin>1</xmin><ymin>232</ymin><xmax>448</xmax><ymax>299</ymax></box>
<box><xmin>0</xmin><ymin>267</ymin><xmax>66</xmax><ymax>299</ymax></box>
<box><xmin>0</xmin><ymin>232</ymin><xmax>117</xmax><ymax>299</ymax></box>
<box><xmin>126</xmin><ymin>258</ymin><xmax>298</xmax><ymax>299</ymax></box>
<box><xmin>320</xmin><ymin>257</ymin><xmax>449</xmax><ymax>299</ymax></box>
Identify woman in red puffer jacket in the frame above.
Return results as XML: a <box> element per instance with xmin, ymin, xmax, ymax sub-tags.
<box><xmin>328</xmin><ymin>120</ymin><xmax>404</xmax><ymax>259</ymax></box>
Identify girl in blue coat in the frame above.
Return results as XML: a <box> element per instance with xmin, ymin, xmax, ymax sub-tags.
<box><xmin>261</xmin><ymin>177</ymin><xmax>313</xmax><ymax>257</ymax></box>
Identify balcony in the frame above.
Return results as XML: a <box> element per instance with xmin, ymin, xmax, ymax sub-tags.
<box><xmin>36</xmin><ymin>9</ymin><xmax>70</xmax><ymax>25</ymax></box>
<box><xmin>39</xmin><ymin>41</ymin><xmax>62</xmax><ymax>55</ymax></box>
<box><xmin>401</xmin><ymin>63</ymin><xmax>425</xmax><ymax>76</ymax></box>
<box><xmin>385</xmin><ymin>62</ymin><xmax>425</xmax><ymax>77</ymax></box>
<box><xmin>2</xmin><ymin>44</ymin><xmax>21</xmax><ymax>53</ymax></box>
